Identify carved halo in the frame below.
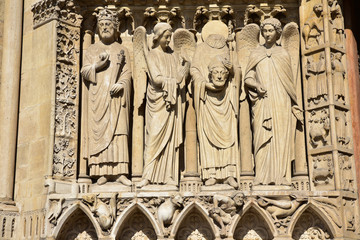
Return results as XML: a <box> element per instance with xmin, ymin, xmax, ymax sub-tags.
<box><xmin>201</xmin><ymin>20</ymin><xmax>229</xmax><ymax>42</ymax></box>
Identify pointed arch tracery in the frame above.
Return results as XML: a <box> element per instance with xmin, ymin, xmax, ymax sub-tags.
<box><xmin>55</xmin><ymin>207</ymin><xmax>98</xmax><ymax>240</ymax></box>
<box><xmin>291</xmin><ymin>204</ymin><xmax>336</xmax><ymax>240</ymax></box>
<box><xmin>232</xmin><ymin>204</ymin><xmax>275</xmax><ymax>240</ymax></box>
<box><xmin>171</xmin><ymin>202</ymin><xmax>217</xmax><ymax>240</ymax></box>
<box><xmin>113</xmin><ymin>203</ymin><xmax>159</xmax><ymax>240</ymax></box>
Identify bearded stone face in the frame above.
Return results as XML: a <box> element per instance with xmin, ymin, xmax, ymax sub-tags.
<box><xmin>210</xmin><ymin>66</ymin><xmax>229</xmax><ymax>89</ymax></box>
<box><xmin>98</xmin><ymin>19</ymin><xmax>116</xmax><ymax>42</ymax></box>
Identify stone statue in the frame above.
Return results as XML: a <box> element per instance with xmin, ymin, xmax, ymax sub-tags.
<box><xmin>82</xmin><ymin>193</ymin><xmax>117</xmax><ymax>231</ymax></box>
<box><xmin>331</xmin><ymin>52</ymin><xmax>345</xmax><ymax>104</ymax></box>
<box><xmin>242</xmin><ymin>18</ymin><xmax>303</xmax><ymax>186</ymax></box>
<box><xmin>257</xmin><ymin>195</ymin><xmax>307</xmax><ymax>223</ymax></box>
<box><xmin>306</xmin><ymin>55</ymin><xmax>318</xmax><ymax>106</ymax></box>
<box><xmin>157</xmin><ymin>194</ymin><xmax>184</xmax><ymax>227</ymax></box>
<box><xmin>317</xmin><ymin>52</ymin><xmax>328</xmax><ymax>103</ymax></box>
<box><xmin>209</xmin><ymin>192</ymin><xmax>245</xmax><ymax>237</ymax></box>
<box><xmin>191</xmin><ymin>21</ymin><xmax>240</xmax><ymax>188</ymax></box>
<box><xmin>81</xmin><ymin>8</ymin><xmax>132</xmax><ymax>186</ymax></box>
<box><xmin>328</xmin><ymin>0</ymin><xmax>344</xmax><ymax>47</ymax></box>
<box><xmin>134</xmin><ymin>23</ymin><xmax>193</xmax><ymax>188</ymax></box>
<box><xmin>302</xmin><ymin>4</ymin><xmax>324</xmax><ymax>49</ymax></box>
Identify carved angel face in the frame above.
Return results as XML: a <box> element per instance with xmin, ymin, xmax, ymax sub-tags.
<box><xmin>158</xmin><ymin>30</ymin><xmax>172</xmax><ymax>51</ymax></box>
<box><xmin>210</xmin><ymin>66</ymin><xmax>229</xmax><ymax>88</ymax></box>
<box><xmin>98</xmin><ymin>19</ymin><xmax>116</xmax><ymax>43</ymax></box>
<box><xmin>262</xmin><ymin>24</ymin><xmax>278</xmax><ymax>46</ymax></box>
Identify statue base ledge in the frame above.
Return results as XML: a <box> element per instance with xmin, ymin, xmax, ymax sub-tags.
<box><xmin>201</xmin><ymin>184</ymin><xmax>235</xmax><ymax>192</ymax></box>
<box><xmin>138</xmin><ymin>184</ymin><xmax>178</xmax><ymax>192</ymax></box>
<box><xmin>252</xmin><ymin>185</ymin><xmax>293</xmax><ymax>191</ymax></box>
<box><xmin>90</xmin><ymin>183</ymin><xmax>131</xmax><ymax>193</ymax></box>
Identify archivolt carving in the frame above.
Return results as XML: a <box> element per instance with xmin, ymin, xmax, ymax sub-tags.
<box><xmin>292</xmin><ymin>210</ymin><xmax>333</xmax><ymax>240</ymax></box>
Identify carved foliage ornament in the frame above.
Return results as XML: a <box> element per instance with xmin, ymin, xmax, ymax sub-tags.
<box><xmin>31</xmin><ymin>0</ymin><xmax>82</xmax><ymax>28</ymax></box>
<box><xmin>53</xmin><ymin>21</ymin><xmax>80</xmax><ymax>178</ymax></box>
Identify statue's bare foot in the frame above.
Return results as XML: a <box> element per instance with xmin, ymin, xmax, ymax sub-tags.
<box><xmin>205</xmin><ymin>178</ymin><xmax>216</xmax><ymax>186</ymax></box>
<box><xmin>97</xmin><ymin>176</ymin><xmax>107</xmax><ymax>185</ymax></box>
<box><xmin>136</xmin><ymin>179</ymin><xmax>149</xmax><ymax>188</ymax></box>
<box><xmin>116</xmin><ymin>175</ymin><xmax>132</xmax><ymax>186</ymax></box>
<box><xmin>224</xmin><ymin>177</ymin><xmax>238</xmax><ymax>188</ymax></box>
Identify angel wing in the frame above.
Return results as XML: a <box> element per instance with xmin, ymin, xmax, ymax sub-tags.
<box><xmin>281</xmin><ymin>22</ymin><xmax>300</xmax><ymax>93</ymax></box>
<box><xmin>133</xmin><ymin>26</ymin><xmax>149</xmax><ymax>109</ymax></box>
<box><xmin>173</xmin><ymin>28</ymin><xmax>196</xmax><ymax>63</ymax></box>
<box><xmin>235</xmin><ymin>23</ymin><xmax>260</xmax><ymax>101</ymax></box>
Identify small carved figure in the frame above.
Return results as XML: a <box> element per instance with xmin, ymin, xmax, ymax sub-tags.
<box><xmin>340</xmin><ymin>155</ymin><xmax>354</xmax><ymax>191</ymax></box>
<box><xmin>209</xmin><ymin>192</ymin><xmax>245</xmax><ymax>237</ymax></box>
<box><xmin>193</xmin><ymin>6</ymin><xmax>209</xmax><ymax>33</ymax></box>
<box><xmin>244</xmin><ymin>5</ymin><xmax>263</xmax><ymax>25</ymax></box>
<box><xmin>191</xmin><ymin>21</ymin><xmax>240</xmax><ymax>188</ymax></box>
<box><xmin>335</xmin><ymin>111</ymin><xmax>350</xmax><ymax>146</ymax></box>
<box><xmin>243</xmin><ymin>18</ymin><xmax>303</xmax><ymax>186</ymax></box>
<box><xmin>47</xmin><ymin>198</ymin><xmax>65</xmax><ymax>226</ymax></box>
<box><xmin>306</xmin><ymin>55</ymin><xmax>318</xmax><ymax>106</ymax></box>
<box><xmin>134</xmin><ymin>23</ymin><xmax>193</xmax><ymax>188</ymax></box>
<box><xmin>312</xmin><ymin>156</ymin><xmax>334</xmax><ymax>185</ymax></box>
<box><xmin>331</xmin><ymin>52</ymin><xmax>346</xmax><ymax>104</ymax></box>
<box><xmin>169</xmin><ymin>7</ymin><xmax>185</xmax><ymax>30</ymax></box>
<box><xmin>82</xmin><ymin>193</ymin><xmax>117</xmax><ymax>231</ymax></box>
<box><xmin>316</xmin><ymin>52</ymin><xmax>328</xmax><ymax>103</ymax></box>
<box><xmin>302</xmin><ymin>4</ymin><xmax>324</xmax><ymax>49</ymax></box>
<box><xmin>328</xmin><ymin>0</ymin><xmax>344</xmax><ymax>47</ymax></box>
<box><xmin>257</xmin><ymin>195</ymin><xmax>307</xmax><ymax>222</ymax></box>
<box><xmin>309</xmin><ymin>110</ymin><xmax>330</xmax><ymax>147</ymax></box>
<box><xmin>157</xmin><ymin>194</ymin><xmax>184</xmax><ymax>227</ymax></box>
<box><xmin>344</xmin><ymin>201</ymin><xmax>356</xmax><ymax>231</ymax></box>
<box><xmin>81</xmin><ymin>8</ymin><xmax>132</xmax><ymax>186</ymax></box>
<box><xmin>143</xmin><ymin>7</ymin><xmax>158</xmax><ymax>33</ymax></box>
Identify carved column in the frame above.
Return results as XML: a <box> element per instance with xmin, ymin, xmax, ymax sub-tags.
<box><xmin>0</xmin><ymin>0</ymin><xmax>24</xmax><ymax>202</ymax></box>
<box><xmin>78</xmin><ymin>20</ymin><xmax>95</xmax><ymax>184</ymax></box>
<box><xmin>300</xmin><ymin>0</ymin><xmax>357</xmax><ymax>192</ymax></box>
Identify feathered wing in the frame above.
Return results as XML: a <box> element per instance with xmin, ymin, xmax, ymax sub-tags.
<box><xmin>281</xmin><ymin>22</ymin><xmax>301</xmax><ymax>99</ymax></box>
<box><xmin>133</xmin><ymin>26</ymin><xmax>149</xmax><ymax>109</ymax></box>
<box><xmin>235</xmin><ymin>23</ymin><xmax>260</xmax><ymax>101</ymax></box>
<box><xmin>281</xmin><ymin>22</ymin><xmax>306</xmax><ymax>166</ymax></box>
<box><xmin>173</xmin><ymin>28</ymin><xmax>196</xmax><ymax>62</ymax></box>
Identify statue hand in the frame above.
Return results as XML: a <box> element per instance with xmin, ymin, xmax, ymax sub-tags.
<box><xmin>255</xmin><ymin>84</ymin><xmax>267</xmax><ymax>97</ymax></box>
<box><xmin>96</xmin><ymin>52</ymin><xmax>109</xmax><ymax>71</ymax></box>
<box><xmin>205</xmin><ymin>82</ymin><xmax>221</xmax><ymax>92</ymax></box>
<box><xmin>110</xmin><ymin>83</ymin><xmax>124</xmax><ymax>96</ymax></box>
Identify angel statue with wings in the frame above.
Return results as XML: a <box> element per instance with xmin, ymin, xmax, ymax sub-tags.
<box><xmin>134</xmin><ymin>23</ymin><xmax>194</xmax><ymax>188</ymax></box>
<box><xmin>241</xmin><ymin>18</ymin><xmax>303</xmax><ymax>186</ymax></box>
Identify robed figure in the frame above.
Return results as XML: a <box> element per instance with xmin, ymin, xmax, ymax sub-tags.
<box><xmin>81</xmin><ymin>9</ymin><xmax>132</xmax><ymax>186</ymax></box>
<box><xmin>134</xmin><ymin>23</ymin><xmax>192</xmax><ymax>188</ymax></box>
<box><xmin>191</xmin><ymin>24</ymin><xmax>240</xmax><ymax>188</ymax></box>
<box><xmin>243</xmin><ymin>18</ymin><xmax>303</xmax><ymax>186</ymax></box>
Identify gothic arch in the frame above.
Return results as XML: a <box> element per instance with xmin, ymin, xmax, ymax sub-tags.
<box><xmin>230</xmin><ymin>202</ymin><xmax>275</xmax><ymax>240</ymax></box>
<box><xmin>290</xmin><ymin>203</ymin><xmax>336</xmax><ymax>240</ymax></box>
<box><xmin>112</xmin><ymin>203</ymin><xmax>160</xmax><ymax>240</ymax></box>
<box><xmin>170</xmin><ymin>202</ymin><xmax>218</xmax><ymax>240</ymax></box>
<box><xmin>54</xmin><ymin>203</ymin><xmax>99</xmax><ymax>240</ymax></box>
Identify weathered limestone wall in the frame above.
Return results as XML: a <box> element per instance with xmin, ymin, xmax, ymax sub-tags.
<box><xmin>0</xmin><ymin>0</ymin><xmax>4</xmax><ymax>83</ymax></box>
<box><xmin>13</xmin><ymin>0</ymin><xmax>55</xmax><ymax>237</ymax></box>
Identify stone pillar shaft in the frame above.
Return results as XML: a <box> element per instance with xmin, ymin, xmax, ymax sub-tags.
<box><xmin>0</xmin><ymin>0</ymin><xmax>24</xmax><ymax>201</ymax></box>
